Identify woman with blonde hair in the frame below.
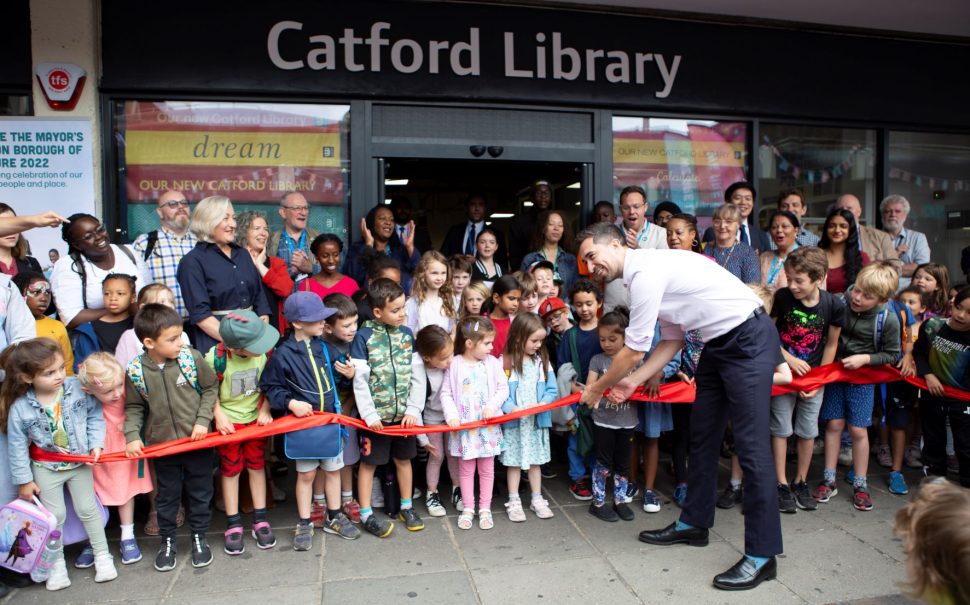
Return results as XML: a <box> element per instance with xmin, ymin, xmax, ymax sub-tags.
<box><xmin>176</xmin><ymin>196</ymin><xmax>271</xmax><ymax>354</ymax></box>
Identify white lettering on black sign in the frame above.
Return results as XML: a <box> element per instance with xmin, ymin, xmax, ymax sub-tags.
<box><xmin>268</xmin><ymin>21</ymin><xmax>681</xmax><ymax>99</ymax></box>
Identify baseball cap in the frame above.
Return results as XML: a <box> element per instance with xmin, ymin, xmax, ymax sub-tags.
<box><xmin>538</xmin><ymin>297</ymin><xmax>567</xmax><ymax>318</ymax></box>
<box><xmin>528</xmin><ymin>259</ymin><xmax>563</xmax><ymax>283</ymax></box>
<box><xmin>284</xmin><ymin>291</ymin><xmax>336</xmax><ymax>324</ymax></box>
<box><xmin>218</xmin><ymin>310</ymin><xmax>279</xmax><ymax>355</ymax></box>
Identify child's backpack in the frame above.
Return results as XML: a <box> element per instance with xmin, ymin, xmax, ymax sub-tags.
<box><xmin>127</xmin><ymin>345</ymin><xmax>202</xmax><ymax>399</ymax></box>
<box><xmin>0</xmin><ymin>496</ymin><xmax>56</xmax><ymax>574</ymax></box>
<box><xmin>873</xmin><ymin>307</ymin><xmax>902</xmax><ymax>364</ymax></box>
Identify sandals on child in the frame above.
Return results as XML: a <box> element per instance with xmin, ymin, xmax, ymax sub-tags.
<box><xmin>478</xmin><ymin>510</ymin><xmax>494</xmax><ymax>530</ymax></box>
<box><xmin>143</xmin><ymin>511</ymin><xmax>159</xmax><ymax>536</ymax></box>
<box><xmin>457</xmin><ymin>510</ymin><xmax>475</xmax><ymax>530</ymax></box>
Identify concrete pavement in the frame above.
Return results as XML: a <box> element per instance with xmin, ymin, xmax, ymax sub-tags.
<box><xmin>3</xmin><ymin>451</ymin><xmax>923</xmax><ymax>604</ymax></box>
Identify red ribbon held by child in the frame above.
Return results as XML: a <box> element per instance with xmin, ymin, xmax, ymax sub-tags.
<box><xmin>30</xmin><ymin>362</ymin><xmax>969</xmax><ymax>464</ymax></box>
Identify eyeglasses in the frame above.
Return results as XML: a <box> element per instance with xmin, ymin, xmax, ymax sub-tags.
<box><xmin>79</xmin><ymin>224</ymin><xmax>108</xmax><ymax>243</ymax></box>
<box><xmin>282</xmin><ymin>205</ymin><xmax>310</xmax><ymax>212</ymax></box>
<box><xmin>160</xmin><ymin>199</ymin><xmax>190</xmax><ymax>209</ymax></box>
<box><xmin>26</xmin><ymin>283</ymin><xmax>51</xmax><ymax>297</ymax></box>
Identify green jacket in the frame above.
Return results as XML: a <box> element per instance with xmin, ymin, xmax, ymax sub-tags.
<box><xmin>350</xmin><ymin>320</ymin><xmax>424</xmax><ymax>425</ymax></box>
<box><xmin>124</xmin><ymin>349</ymin><xmax>219</xmax><ymax>445</ymax></box>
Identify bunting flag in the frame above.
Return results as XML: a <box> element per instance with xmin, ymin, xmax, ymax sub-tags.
<box><xmin>761</xmin><ymin>136</ymin><xmax>869</xmax><ymax>185</ymax></box>
<box><xmin>31</xmin><ymin>362</ymin><xmax>969</xmax><ymax>465</ymax></box>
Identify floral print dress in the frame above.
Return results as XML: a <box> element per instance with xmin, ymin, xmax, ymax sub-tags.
<box><xmin>448</xmin><ymin>360</ymin><xmax>504</xmax><ymax>460</ymax></box>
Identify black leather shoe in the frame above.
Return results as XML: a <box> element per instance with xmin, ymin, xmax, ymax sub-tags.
<box><xmin>638</xmin><ymin>522</ymin><xmax>709</xmax><ymax>546</ymax></box>
<box><xmin>712</xmin><ymin>555</ymin><xmax>777</xmax><ymax>590</ymax></box>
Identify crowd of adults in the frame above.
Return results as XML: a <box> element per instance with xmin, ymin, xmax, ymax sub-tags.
<box><xmin>4</xmin><ymin>180</ymin><xmax>962</xmax><ymax>356</ymax></box>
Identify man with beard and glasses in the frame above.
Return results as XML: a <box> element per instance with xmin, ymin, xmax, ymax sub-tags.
<box><xmin>132</xmin><ymin>190</ymin><xmax>197</xmax><ymax>320</ymax></box>
<box><xmin>880</xmin><ymin>194</ymin><xmax>930</xmax><ymax>291</ymax></box>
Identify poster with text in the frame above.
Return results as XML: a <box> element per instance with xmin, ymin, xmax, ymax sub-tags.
<box><xmin>0</xmin><ymin>118</ymin><xmax>95</xmax><ymax>272</ymax></box>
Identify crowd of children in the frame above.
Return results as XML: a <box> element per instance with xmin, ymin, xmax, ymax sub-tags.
<box><xmin>1</xmin><ymin>232</ymin><xmax>969</xmax><ymax>594</ymax></box>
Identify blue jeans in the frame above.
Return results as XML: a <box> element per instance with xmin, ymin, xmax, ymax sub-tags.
<box><xmin>567</xmin><ymin>433</ymin><xmax>588</xmax><ymax>481</ymax></box>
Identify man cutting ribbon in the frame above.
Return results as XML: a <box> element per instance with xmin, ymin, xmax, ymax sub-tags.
<box><xmin>576</xmin><ymin>222</ymin><xmax>783</xmax><ymax>591</ymax></box>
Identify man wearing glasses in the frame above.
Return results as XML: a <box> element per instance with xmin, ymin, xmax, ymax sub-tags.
<box><xmin>131</xmin><ymin>190</ymin><xmax>197</xmax><ymax>319</ymax></box>
<box><xmin>268</xmin><ymin>191</ymin><xmax>318</xmax><ymax>280</ymax></box>
<box><xmin>603</xmin><ymin>185</ymin><xmax>668</xmax><ymax>311</ymax></box>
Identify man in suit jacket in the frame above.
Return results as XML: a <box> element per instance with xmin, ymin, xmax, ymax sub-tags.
<box><xmin>390</xmin><ymin>196</ymin><xmax>433</xmax><ymax>255</ymax></box>
<box><xmin>440</xmin><ymin>193</ymin><xmax>508</xmax><ymax>271</ymax></box>
<box><xmin>835</xmin><ymin>194</ymin><xmax>899</xmax><ymax>267</ymax></box>
<box><xmin>702</xmin><ymin>181</ymin><xmax>771</xmax><ymax>254</ymax></box>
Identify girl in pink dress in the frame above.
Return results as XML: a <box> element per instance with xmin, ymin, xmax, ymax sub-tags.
<box><xmin>78</xmin><ymin>353</ymin><xmax>152</xmax><ymax>565</ymax></box>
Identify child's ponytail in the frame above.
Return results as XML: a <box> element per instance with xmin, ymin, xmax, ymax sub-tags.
<box><xmin>0</xmin><ymin>338</ymin><xmax>64</xmax><ymax>431</ymax></box>
<box><xmin>599</xmin><ymin>306</ymin><xmax>630</xmax><ymax>332</ymax></box>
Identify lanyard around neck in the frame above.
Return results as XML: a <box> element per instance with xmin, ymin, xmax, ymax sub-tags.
<box><xmin>303</xmin><ymin>340</ymin><xmax>332</xmax><ymax>410</ymax></box>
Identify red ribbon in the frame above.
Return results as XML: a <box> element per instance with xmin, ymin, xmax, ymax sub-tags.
<box><xmin>30</xmin><ymin>362</ymin><xmax>969</xmax><ymax>464</ymax></box>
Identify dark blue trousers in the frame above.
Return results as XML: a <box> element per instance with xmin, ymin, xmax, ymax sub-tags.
<box><xmin>679</xmin><ymin>312</ymin><xmax>783</xmax><ymax>557</ymax></box>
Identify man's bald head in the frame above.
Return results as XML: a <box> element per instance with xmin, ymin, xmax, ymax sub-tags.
<box><xmin>835</xmin><ymin>194</ymin><xmax>862</xmax><ymax>221</ymax></box>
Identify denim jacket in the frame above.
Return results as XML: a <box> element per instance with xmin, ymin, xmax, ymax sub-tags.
<box><xmin>501</xmin><ymin>357</ymin><xmax>558</xmax><ymax>429</ymax></box>
<box><xmin>6</xmin><ymin>377</ymin><xmax>105</xmax><ymax>485</ymax></box>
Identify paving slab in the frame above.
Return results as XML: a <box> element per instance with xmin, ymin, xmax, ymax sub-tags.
<box><xmin>472</xmin><ymin>556</ymin><xmax>640</xmax><ymax>604</ymax></box>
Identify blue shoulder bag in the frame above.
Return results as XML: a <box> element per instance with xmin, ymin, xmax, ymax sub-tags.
<box><xmin>284</xmin><ymin>339</ymin><xmax>345</xmax><ymax>460</ymax></box>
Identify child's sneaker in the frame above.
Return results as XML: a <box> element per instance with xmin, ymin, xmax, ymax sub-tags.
<box><xmin>425</xmin><ymin>491</ymin><xmax>447</xmax><ymax>517</ymax></box>
<box><xmin>588</xmin><ymin>502</ymin><xmax>619</xmax><ymax>522</ymax></box>
<box><xmin>540</xmin><ymin>463</ymin><xmax>557</xmax><ymax>479</ymax></box>
<box><xmin>451</xmin><ymin>486</ymin><xmax>465</xmax><ymax>512</ymax></box>
<box><xmin>293</xmin><ymin>522</ymin><xmax>314</xmax><ymax>551</ymax></box>
<box><xmin>716</xmin><ymin>484</ymin><xmax>742</xmax><ymax>509</ymax></box>
<box><xmin>777</xmin><ymin>483</ymin><xmax>797</xmax><ymax>514</ymax></box>
<box><xmin>904</xmin><ymin>445</ymin><xmax>923</xmax><ymax>468</ymax></box>
<box><xmin>844</xmin><ymin>469</ymin><xmax>856</xmax><ymax>485</ymax></box>
<box><xmin>569</xmin><ymin>477</ymin><xmax>593</xmax><ymax>501</ymax></box>
<box><xmin>642</xmin><ymin>489</ymin><xmax>661</xmax><ymax>513</ymax></box>
<box><xmin>190</xmin><ymin>532</ymin><xmax>213</xmax><ymax>568</ymax></box>
<box><xmin>324</xmin><ymin>512</ymin><xmax>362</xmax><ymax>540</ymax></box>
<box><xmin>625</xmin><ymin>483</ymin><xmax>640</xmax><ymax>503</ymax></box>
<box><xmin>310</xmin><ymin>500</ymin><xmax>326</xmax><ymax>528</ymax></box>
<box><xmin>852</xmin><ymin>487</ymin><xmax>874</xmax><ymax>511</ymax></box>
<box><xmin>613</xmin><ymin>502</ymin><xmax>635</xmax><ymax>521</ymax></box>
<box><xmin>46</xmin><ymin>558</ymin><xmax>71</xmax><ymax>591</ymax></box>
<box><xmin>876</xmin><ymin>445</ymin><xmax>892</xmax><ymax>468</ymax></box>
<box><xmin>888</xmin><ymin>471</ymin><xmax>910</xmax><ymax>495</ymax></box>
<box><xmin>252</xmin><ymin>521</ymin><xmax>277</xmax><ymax>549</ymax></box>
<box><xmin>120</xmin><ymin>538</ymin><xmax>142</xmax><ymax>564</ymax></box>
<box><xmin>154</xmin><ymin>536</ymin><xmax>177</xmax><ymax>572</ymax></box>
<box><xmin>223</xmin><ymin>526</ymin><xmax>245</xmax><ymax>555</ymax></box>
<box><xmin>94</xmin><ymin>552</ymin><xmax>118</xmax><ymax>583</ymax></box>
<box><xmin>947</xmin><ymin>454</ymin><xmax>960</xmax><ymax>475</ymax></box>
<box><xmin>530</xmin><ymin>497</ymin><xmax>555</xmax><ymax>519</ymax></box>
<box><xmin>341</xmin><ymin>499</ymin><xmax>362</xmax><ymax>524</ymax></box>
<box><xmin>673</xmin><ymin>483</ymin><xmax>688</xmax><ymax>507</ymax></box>
<box><xmin>74</xmin><ymin>542</ymin><xmax>94</xmax><ymax>569</ymax></box>
<box><xmin>398</xmin><ymin>508</ymin><xmax>425</xmax><ymax>532</ymax></box>
<box><xmin>505</xmin><ymin>498</ymin><xmax>527</xmax><ymax>522</ymax></box>
<box><xmin>813</xmin><ymin>480</ymin><xmax>838</xmax><ymax>503</ymax></box>
<box><xmin>363</xmin><ymin>514</ymin><xmax>394</xmax><ymax>538</ymax></box>
<box><xmin>791</xmin><ymin>481</ymin><xmax>817</xmax><ymax>511</ymax></box>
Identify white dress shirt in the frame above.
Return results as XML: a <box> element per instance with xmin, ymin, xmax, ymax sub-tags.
<box><xmin>622</xmin><ymin>248</ymin><xmax>761</xmax><ymax>352</ymax></box>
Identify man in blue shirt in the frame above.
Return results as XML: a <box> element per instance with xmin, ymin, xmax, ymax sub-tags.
<box><xmin>267</xmin><ymin>191</ymin><xmax>319</xmax><ymax>280</ymax></box>
<box><xmin>880</xmin><ymin>194</ymin><xmax>931</xmax><ymax>291</ymax></box>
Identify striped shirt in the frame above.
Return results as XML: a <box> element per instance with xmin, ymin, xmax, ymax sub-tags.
<box><xmin>131</xmin><ymin>227</ymin><xmax>197</xmax><ymax>318</ymax></box>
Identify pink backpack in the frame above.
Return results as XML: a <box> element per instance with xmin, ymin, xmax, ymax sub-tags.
<box><xmin>0</xmin><ymin>496</ymin><xmax>56</xmax><ymax>574</ymax></box>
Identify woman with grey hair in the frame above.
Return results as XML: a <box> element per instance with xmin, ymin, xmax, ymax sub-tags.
<box><xmin>235</xmin><ymin>210</ymin><xmax>292</xmax><ymax>336</ymax></box>
<box><xmin>702</xmin><ymin>203</ymin><xmax>761</xmax><ymax>284</ymax></box>
<box><xmin>176</xmin><ymin>196</ymin><xmax>271</xmax><ymax>354</ymax></box>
